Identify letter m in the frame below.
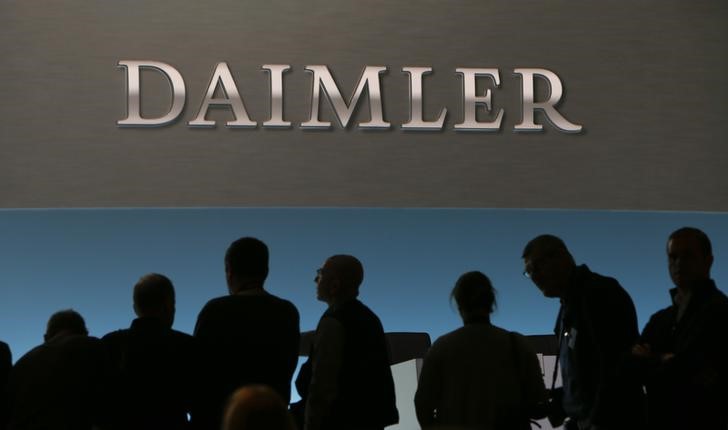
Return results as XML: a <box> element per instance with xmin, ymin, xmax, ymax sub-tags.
<box><xmin>302</xmin><ymin>66</ymin><xmax>389</xmax><ymax>130</ymax></box>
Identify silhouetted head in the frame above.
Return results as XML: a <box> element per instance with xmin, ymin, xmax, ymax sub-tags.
<box><xmin>667</xmin><ymin>227</ymin><xmax>713</xmax><ymax>290</ymax></box>
<box><xmin>225</xmin><ymin>237</ymin><xmax>269</xmax><ymax>294</ymax></box>
<box><xmin>451</xmin><ymin>271</ymin><xmax>496</xmax><ymax>323</ymax></box>
<box><xmin>45</xmin><ymin>309</ymin><xmax>88</xmax><ymax>342</ymax></box>
<box><xmin>223</xmin><ymin>385</ymin><xmax>295</xmax><ymax>430</ymax></box>
<box><xmin>133</xmin><ymin>273</ymin><xmax>176</xmax><ymax>328</ymax></box>
<box><xmin>522</xmin><ymin>234</ymin><xmax>576</xmax><ymax>298</ymax></box>
<box><xmin>315</xmin><ymin>255</ymin><xmax>363</xmax><ymax>305</ymax></box>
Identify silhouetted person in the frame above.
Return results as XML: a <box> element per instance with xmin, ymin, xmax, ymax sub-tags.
<box><xmin>6</xmin><ymin>310</ymin><xmax>107</xmax><ymax>430</ymax></box>
<box><xmin>194</xmin><ymin>237</ymin><xmax>300</xmax><ymax>430</ymax></box>
<box><xmin>0</xmin><ymin>340</ymin><xmax>11</xmax><ymax>428</ymax></box>
<box><xmin>223</xmin><ymin>385</ymin><xmax>295</xmax><ymax>430</ymax></box>
<box><xmin>415</xmin><ymin>271</ymin><xmax>547</xmax><ymax>429</ymax></box>
<box><xmin>632</xmin><ymin>227</ymin><xmax>728</xmax><ymax>429</ymax></box>
<box><xmin>295</xmin><ymin>255</ymin><xmax>398</xmax><ymax>430</ymax></box>
<box><xmin>101</xmin><ymin>273</ymin><xmax>200</xmax><ymax>430</ymax></box>
<box><xmin>522</xmin><ymin>235</ymin><xmax>644</xmax><ymax>430</ymax></box>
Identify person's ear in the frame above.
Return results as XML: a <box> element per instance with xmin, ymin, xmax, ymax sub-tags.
<box><xmin>330</xmin><ymin>278</ymin><xmax>342</xmax><ymax>296</ymax></box>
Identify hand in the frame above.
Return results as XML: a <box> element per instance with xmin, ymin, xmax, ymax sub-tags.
<box><xmin>659</xmin><ymin>352</ymin><xmax>675</xmax><ymax>363</ymax></box>
<box><xmin>631</xmin><ymin>343</ymin><xmax>652</xmax><ymax>358</ymax></box>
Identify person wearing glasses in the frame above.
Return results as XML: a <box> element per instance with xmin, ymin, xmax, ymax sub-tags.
<box><xmin>522</xmin><ymin>234</ymin><xmax>645</xmax><ymax>430</ymax></box>
<box><xmin>295</xmin><ymin>254</ymin><xmax>398</xmax><ymax>430</ymax></box>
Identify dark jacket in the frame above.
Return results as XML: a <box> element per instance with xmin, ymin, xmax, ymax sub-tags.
<box><xmin>297</xmin><ymin>299</ymin><xmax>398</xmax><ymax>430</ymax></box>
<box><xmin>639</xmin><ymin>279</ymin><xmax>728</xmax><ymax>430</ymax></box>
<box><xmin>6</xmin><ymin>334</ymin><xmax>107</xmax><ymax>430</ymax></box>
<box><xmin>556</xmin><ymin>265</ymin><xmax>645</xmax><ymax>428</ymax></box>
<box><xmin>193</xmin><ymin>291</ymin><xmax>300</xmax><ymax>430</ymax></box>
<box><xmin>101</xmin><ymin>317</ymin><xmax>200</xmax><ymax>430</ymax></box>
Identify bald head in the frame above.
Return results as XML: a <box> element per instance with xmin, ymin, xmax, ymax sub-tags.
<box><xmin>315</xmin><ymin>255</ymin><xmax>364</xmax><ymax>304</ymax></box>
<box><xmin>326</xmin><ymin>255</ymin><xmax>364</xmax><ymax>291</ymax></box>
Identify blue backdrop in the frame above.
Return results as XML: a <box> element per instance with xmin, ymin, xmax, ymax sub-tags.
<box><xmin>1</xmin><ymin>208</ymin><xmax>726</xmax><ymax>364</ymax></box>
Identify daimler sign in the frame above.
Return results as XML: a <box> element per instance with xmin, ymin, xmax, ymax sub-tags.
<box><xmin>117</xmin><ymin>61</ymin><xmax>583</xmax><ymax>133</ymax></box>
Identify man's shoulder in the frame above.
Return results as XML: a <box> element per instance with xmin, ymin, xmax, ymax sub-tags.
<box><xmin>199</xmin><ymin>294</ymin><xmax>232</xmax><ymax>311</ymax></box>
<box><xmin>695</xmin><ymin>284</ymin><xmax>728</xmax><ymax>323</ymax></box>
<box><xmin>650</xmin><ymin>303</ymin><xmax>675</xmax><ymax>319</ymax></box>
<box><xmin>706</xmin><ymin>283</ymin><xmax>728</xmax><ymax>305</ymax></box>
<box><xmin>580</xmin><ymin>266</ymin><xmax>622</xmax><ymax>288</ymax></box>
<box><xmin>168</xmin><ymin>327</ymin><xmax>195</xmax><ymax>342</ymax></box>
<box><xmin>101</xmin><ymin>328</ymin><xmax>130</xmax><ymax>343</ymax></box>
<box><xmin>203</xmin><ymin>293</ymin><xmax>297</xmax><ymax>311</ymax></box>
<box><xmin>330</xmin><ymin>299</ymin><xmax>383</xmax><ymax>325</ymax></box>
<box><xmin>264</xmin><ymin>293</ymin><xmax>300</xmax><ymax>313</ymax></box>
<box><xmin>578</xmin><ymin>266</ymin><xmax>631</xmax><ymax>301</ymax></box>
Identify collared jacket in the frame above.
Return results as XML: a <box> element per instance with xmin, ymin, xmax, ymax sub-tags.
<box><xmin>639</xmin><ymin>279</ymin><xmax>728</xmax><ymax>430</ymax></box>
<box><xmin>556</xmin><ymin>265</ymin><xmax>645</xmax><ymax>428</ymax></box>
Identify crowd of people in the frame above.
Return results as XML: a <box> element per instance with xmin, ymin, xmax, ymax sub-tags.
<box><xmin>0</xmin><ymin>227</ymin><xmax>726</xmax><ymax>430</ymax></box>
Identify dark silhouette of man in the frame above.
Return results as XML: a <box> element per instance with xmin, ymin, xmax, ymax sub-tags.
<box><xmin>194</xmin><ymin>237</ymin><xmax>300</xmax><ymax>430</ymax></box>
<box><xmin>522</xmin><ymin>235</ymin><xmax>644</xmax><ymax>430</ymax></box>
<box><xmin>6</xmin><ymin>310</ymin><xmax>107</xmax><ymax>430</ymax></box>
<box><xmin>0</xmin><ymin>340</ymin><xmax>11</xmax><ymax>428</ymax></box>
<box><xmin>633</xmin><ymin>227</ymin><xmax>728</xmax><ymax>429</ymax></box>
<box><xmin>415</xmin><ymin>271</ymin><xmax>547</xmax><ymax>429</ymax></box>
<box><xmin>101</xmin><ymin>273</ymin><xmax>200</xmax><ymax>430</ymax></box>
<box><xmin>296</xmin><ymin>255</ymin><xmax>398</xmax><ymax>430</ymax></box>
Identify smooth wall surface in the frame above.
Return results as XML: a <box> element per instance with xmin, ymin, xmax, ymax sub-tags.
<box><xmin>1</xmin><ymin>1</ymin><xmax>727</xmax><ymax>210</ymax></box>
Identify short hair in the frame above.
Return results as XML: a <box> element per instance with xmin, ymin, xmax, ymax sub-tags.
<box><xmin>669</xmin><ymin>227</ymin><xmax>713</xmax><ymax>257</ymax></box>
<box><xmin>327</xmin><ymin>255</ymin><xmax>364</xmax><ymax>293</ymax></box>
<box><xmin>225</xmin><ymin>237</ymin><xmax>269</xmax><ymax>280</ymax></box>
<box><xmin>46</xmin><ymin>309</ymin><xmax>88</xmax><ymax>339</ymax></box>
<box><xmin>133</xmin><ymin>273</ymin><xmax>175</xmax><ymax>314</ymax></box>
<box><xmin>451</xmin><ymin>271</ymin><xmax>497</xmax><ymax>314</ymax></box>
<box><xmin>522</xmin><ymin>234</ymin><xmax>575</xmax><ymax>264</ymax></box>
<box><xmin>223</xmin><ymin>385</ymin><xmax>294</xmax><ymax>430</ymax></box>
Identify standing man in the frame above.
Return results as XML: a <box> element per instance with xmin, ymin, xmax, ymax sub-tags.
<box><xmin>522</xmin><ymin>234</ymin><xmax>644</xmax><ymax>430</ymax></box>
<box><xmin>633</xmin><ymin>227</ymin><xmax>728</xmax><ymax>429</ymax></box>
<box><xmin>6</xmin><ymin>310</ymin><xmax>107</xmax><ymax>430</ymax></box>
<box><xmin>296</xmin><ymin>255</ymin><xmax>398</xmax><ymax>430</ymax></box>
<box><xmin>102</xmin><ymin>273</ymin><xmax>200</xmax><ymax>430</ymax></box>
<box><xmin>194</xmin><ymin>237</ymin><xmax>300</xmax><ymax>430</ymax></box>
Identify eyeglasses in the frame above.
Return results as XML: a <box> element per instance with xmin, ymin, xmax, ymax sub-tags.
<box><xmin>523</xmin><ymin>256</ymin><xmax>552</xmax><ymax>279</ymax></box>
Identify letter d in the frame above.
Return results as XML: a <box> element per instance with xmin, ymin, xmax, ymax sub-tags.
<box><xmin>117</xmin><ymin>60</ymin><xmax>186</xmax><ymax>127</ymax></box>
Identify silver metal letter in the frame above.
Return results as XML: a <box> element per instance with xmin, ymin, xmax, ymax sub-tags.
<box><xmin>514</xmin><ymin>68</ymin><xmax>582</xmax><ymax>133</ymax></box>
<box><xmin>188</xmin><ymin>62</ymin><xmax>256</xmax><ymax>128</ymax></box>
<box><xmin>262</xmin><ymin>64</ymin><xmax>291</xmax><ymax>128</ymax></box>
<box><xmin>301</xmin><ymin>65</ymin><xmax>390</xmax><ymax>130</ymax></box>
<box><xmin>401</xmin><ymin>67</ymin><xmax>447</xmax><ymax>131</ymax></box>
<box><xmin>117</xmin><ymin>60</ymin><xmax>186</xmax><ymax>127</ymax></box>
<box><xmin>454</xmin><ymin>68</ymin><xmax>503</xmax><ymax>131</ymax></box>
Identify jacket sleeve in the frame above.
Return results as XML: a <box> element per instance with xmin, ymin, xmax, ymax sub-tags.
<box><xmin>581</xmin><ymin>279</ymin><xmax>639</xmax><ymax>425</ymax></box>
